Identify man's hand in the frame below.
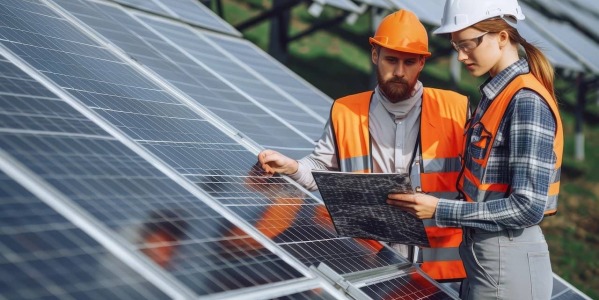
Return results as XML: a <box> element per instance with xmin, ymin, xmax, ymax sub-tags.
<box><xmin>257</xmin><ymin>149</ymin><xmax>299</xmax><ymax>175</ymax></box>
<box><xmin>386</xmin><ymin>193</ymin><xmax>439</xmax><ymax>219</ymax></box>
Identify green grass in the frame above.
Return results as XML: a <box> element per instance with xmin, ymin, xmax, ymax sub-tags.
<box><xmin>221</xmin><ymin>1</ymin><xmax>599</xmax><ymax>297</ymax></box>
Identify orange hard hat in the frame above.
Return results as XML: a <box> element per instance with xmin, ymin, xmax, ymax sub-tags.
<box><xmin>369</xmin><ymin>10</ymin><xmax>431</xmax><ymax>57</ymax></box>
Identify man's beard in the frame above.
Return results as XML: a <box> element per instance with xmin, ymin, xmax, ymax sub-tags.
<box><xmin>377</xmin><ymin>70</ymin><xmax>415</xmax><ymax>103</ymax></box>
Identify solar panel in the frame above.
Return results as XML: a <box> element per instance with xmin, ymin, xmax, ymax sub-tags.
<box><xmin>358</xmin><ymin>268</ymin><xmax>451</xmax><ymax>300</ymax></box>
<box><xmin>353</xmin><ymin>0</ymin><xmax>394</xmax><ymax>9</ymax></box>
<box><xmin>133</xmin><ymin>14</ymin><xmax>327</xmax><ymax>141</ymax></box>
<box><xmin>387</xmin><ymin>0</ymin><xmax>444</xmax><ymax>26</ymax></box>
<box><xmin>2</xmin><ymin>0</ymin><xmax>590</xmax><ymax>299</ymax></box>
<box><xmin>551</xmin><ymin>274</ymin><xmax>592</xmax><ymax>300</ymax></box>
<box><xmin>109</xmin><ymin>0</ymin><xmax>169</xmax><ymax>15</ymax></box>
<box><xmin>53</xmin><ymin>0</ymin><xmax>315</xmax><ymax>158</ymax></box>
<box><xmin>0</xmin><ymin>171</ymin><xmax>170</xmax><ymax>300</ymax></box>
<box><xmin>0</xmin><ymin>49</ymin><xmax>306</xmax><ymax>297</ymax></box>
<box><xmin>567</xmin><ymin>0</ymin><xmax>599</xmax><ymax>18</ymax></box>
<box><xmin>517</xmin><ymin>21</ymin><xmax>584</xmax><ymax>71</ymax></box>
<box><xmin>542</xmin><ymin>0</ymin><xmax>599</xmax><ymax>40</ymax></box>
<box><xmin>1</xmin><ymin>0</ymin><xmax>410</xmax><ymax>285</ymax></box>
<box><xmin>203</xmin><ymin>33</ymin><xmax>333</xmax><ymax>121</ymax></box>
<box><xmin>110</xmin><ymin>0</ymin><xmax>240</xmax><ymax>36</ymax></box>
<box><xmin>521</xmin><ymin>2</ymin><xmax>599</xmax><ymax>73</ymax></box>
<box><xmin>390</xmin><ymin>0</ymin><xmax>585</xmax><ymax>71</ymax></box>
<box><xmin>321</xmin><ymin>0</ymin><xmax>363</xmax><ymax>13</ymax></box>
<box><xmin>152</xmin><ymin>0</ymin><xmax>241</xmax><ymax>36</ymax></box>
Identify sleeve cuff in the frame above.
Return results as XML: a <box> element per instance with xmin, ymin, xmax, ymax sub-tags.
<box><xmin>435</xmin><ymin>198</ymin><xmax>461</xmax><ymax>228</ymax></box>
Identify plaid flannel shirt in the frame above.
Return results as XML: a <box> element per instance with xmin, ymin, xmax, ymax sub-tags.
<box><xmin>435</xmin><ymin>59</ymin><xmax>558</xmax><ymax>232</ymax></box>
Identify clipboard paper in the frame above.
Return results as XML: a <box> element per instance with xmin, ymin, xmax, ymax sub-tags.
<box><xmin>312</xmin><ymin>171</ymin><xmax>430</xmax><ymax>247</ymax></box>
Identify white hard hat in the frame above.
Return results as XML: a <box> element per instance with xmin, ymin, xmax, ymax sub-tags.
<box><xmin>433</xmin><ymin>0</ymin><xmax>525</xmax><ymax>34</ymax></box>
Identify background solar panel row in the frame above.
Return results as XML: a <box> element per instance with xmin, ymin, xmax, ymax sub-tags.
<box><xmin>110</xmin><ymin>0</ymin><xmax>240</xmax><ymax>36</ymax></box>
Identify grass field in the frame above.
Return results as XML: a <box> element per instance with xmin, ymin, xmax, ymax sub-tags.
<box><xmin>218</xmin><ymin>1</ymin><xmax>598</xmax><ymax>298</ymax></box>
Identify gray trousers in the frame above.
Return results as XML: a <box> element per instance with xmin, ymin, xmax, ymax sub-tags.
<box><xmin>459</xmin><ymin>225</ymin><xmax>553</xmax><ymax>300</ymax></box>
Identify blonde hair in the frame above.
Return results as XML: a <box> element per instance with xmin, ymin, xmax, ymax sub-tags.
<box><xmin>472</xmin><ymin>18</ymin><xmax>556</xmax><ymax>100</ymax></box>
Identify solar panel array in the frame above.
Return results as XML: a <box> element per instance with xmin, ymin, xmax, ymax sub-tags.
<box><xmin>0</xmin><ymin>0</ymin><xmax>592</xmax><ymax>299</ymax></box>
<box><xmin>0</xmin><ymin>0</ymin><xmax>455</xmax><ymax>299</ymax></box>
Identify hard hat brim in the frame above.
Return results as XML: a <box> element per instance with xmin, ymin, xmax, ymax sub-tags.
<box><xmin>369</xmin><ymin>38</ymin><xmax>432</xmax><ymax>57</ymax></box>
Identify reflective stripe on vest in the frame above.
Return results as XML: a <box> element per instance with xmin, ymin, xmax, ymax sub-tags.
<box><xmin>457</xmin><ymin>73</ymin><xmax>563</xmax><ymax>216</ymax></box>
<box><xmin>330</xmin><ymin>88</ymin><xmax>468</xmax><ymax>280</ymax></box>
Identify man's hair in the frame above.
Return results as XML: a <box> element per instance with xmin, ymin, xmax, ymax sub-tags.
<box><xmin>372</xmin><ymin>45</ymin><xmax>425</xmax><ymax>61</ymax></box>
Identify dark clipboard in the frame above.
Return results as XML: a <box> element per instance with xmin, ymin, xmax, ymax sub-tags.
<box><xmin>312</xmin><ymin>170</ymin><xmax>430</xmax><ymax>247</ymax></box>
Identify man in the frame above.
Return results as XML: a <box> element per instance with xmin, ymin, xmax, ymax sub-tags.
<box><xmin>257</xmin><ymin>10</ymin><xmax>467</xmax><ymax>282</ymax></box>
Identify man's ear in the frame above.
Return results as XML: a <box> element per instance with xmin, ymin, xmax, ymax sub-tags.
<box><xmin>371</xmin><ymin>46</ymin><xmax>378</xmax><ymax>65</ymax></box>
<box><xmin>418</xmin><ymin>55</ymin><xmax>425</xmax><ymax>72</ymax></box>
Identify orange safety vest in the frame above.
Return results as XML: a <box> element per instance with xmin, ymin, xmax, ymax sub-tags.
<box><xmin>330</xmin><ymin>88</ymin><xmax>468</xmax><ymax>281</ymax></box>
<box><xmin>457</xmin><ymin>73</ymin><xmax>563</xmax><ymax>216</ymax></box>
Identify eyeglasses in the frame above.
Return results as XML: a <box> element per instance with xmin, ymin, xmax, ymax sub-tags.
<box><xmin>450</xmin><ymin>32</ymin><xmax>489</xmax><ymax>54</ymax></box>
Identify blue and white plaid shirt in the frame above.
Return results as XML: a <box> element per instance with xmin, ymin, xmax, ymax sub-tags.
<box><xmin>435</xmin><ymin>59</ymin><xmax>558</xmax><ymax>232</ymax></box>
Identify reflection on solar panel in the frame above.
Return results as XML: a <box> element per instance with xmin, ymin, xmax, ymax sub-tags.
<box><xmin>0</xmin><ymin>172</ymin><xmax>169</xmax><ymax>299</ymax></box>
<box><xmin>1</xmin><ymin>0</ymin><xmax>591</xmax><ymax>299</ymax></box>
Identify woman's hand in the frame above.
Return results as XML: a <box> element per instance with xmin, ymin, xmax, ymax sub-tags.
<box><xmin>386</xmin><ymin>193</ymin><xmax>440</xmax><ymax>219</ymax></box>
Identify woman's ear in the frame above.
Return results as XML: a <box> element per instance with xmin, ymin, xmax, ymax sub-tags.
<box><xmin>498</xmin><ymin>30</ymin><xmax>510</xmax><ymax>48</ymax></box>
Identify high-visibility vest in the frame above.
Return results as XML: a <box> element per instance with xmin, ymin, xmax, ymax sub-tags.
<box><xmin>330</xmin><ymin>88</ymin><xmax>468</xmax><ymax>281</ymax></box>
<box><xmin>457</xmin><ymin>73</ymin><xmax>563</xmax><ymax>216</ymax></box>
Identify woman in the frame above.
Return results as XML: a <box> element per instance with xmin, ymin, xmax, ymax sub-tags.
<box><xmin>387</xmin><ymin>0</ymin><xmax>563</xmax><ymax>299</ymax></box>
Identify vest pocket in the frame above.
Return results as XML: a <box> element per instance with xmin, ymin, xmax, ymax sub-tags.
<box><xmin>468</xmin><ymin>122</ymin><xmax>493</xmax><ymax>164</ymax></box>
